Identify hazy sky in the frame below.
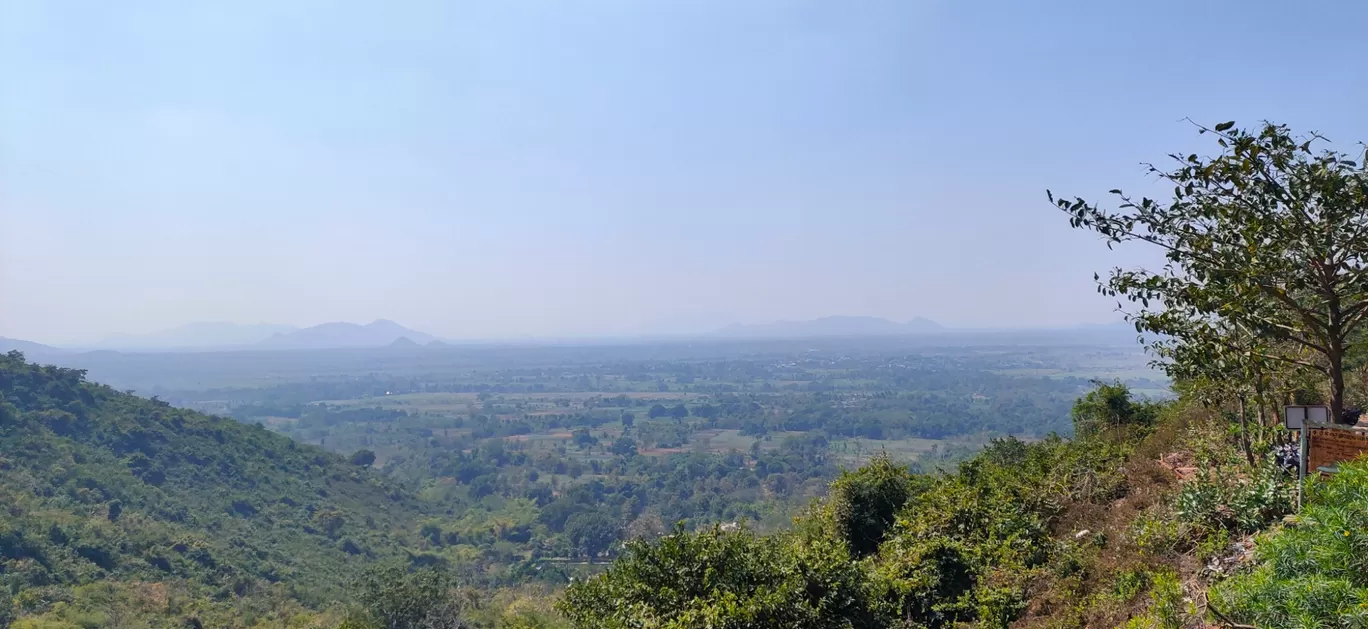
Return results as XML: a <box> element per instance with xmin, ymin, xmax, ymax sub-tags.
<box><xmin>3</xmin><ymin>1</ymin><xmax>1366</xmax><ymax>343</ymax></box>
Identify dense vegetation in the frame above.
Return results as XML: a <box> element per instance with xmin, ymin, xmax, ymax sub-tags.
<box><xmin>201</xmin><ymin>344</ymin><xmax>1138</xmax><ymax>578</ymax></box>
<box><xmin>552</xmin><ymin>120</ymin><xmax>1368</xmax><ymax>628</ymax></box>
<box><xmin>0</xmin><ymin>351</ymin><xmax>442</xmax><ymax>627</ymax></box>
<box><xmin>558</xmin><ymin>387</ymin><xmax>1171</xmax><ymax>629</ymax></box>
<box><xmin>0</xmin><ymin>344</ymin><xmax>1137</xmax><ymax>628</ymax></box>
<box><xmin>1212</xmin><ymin>461</ymin><xmax>1368</xmax><ymax>625</ymax></box>
<box><xmin>8</xmin><ymin>119</ymin><xmax>1368</xmax><ymax>627</ymax></box>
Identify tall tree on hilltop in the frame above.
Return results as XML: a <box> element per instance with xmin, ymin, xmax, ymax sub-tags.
<box><xmin>1052</xmin><ymin>121</ymin><xmax>1368</xmax><ymax>423</ymax></box>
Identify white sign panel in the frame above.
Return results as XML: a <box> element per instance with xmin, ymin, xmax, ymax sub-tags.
<box><xmin>1284</xmin><ymin>405</ymin><xmax>1330</xmax><ymax>430</ymax></box>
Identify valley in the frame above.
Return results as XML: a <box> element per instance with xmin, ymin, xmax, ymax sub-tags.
<box><xmin>0</xmin><ymin>334</ymin><xmax>1161</xmax><ymax>627</ymax></box>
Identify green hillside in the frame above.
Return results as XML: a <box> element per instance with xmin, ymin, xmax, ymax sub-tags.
<box><xmin>0</xmin><ymin>350</ymin><xmax>428</xmax><ymax>627</ymax></box>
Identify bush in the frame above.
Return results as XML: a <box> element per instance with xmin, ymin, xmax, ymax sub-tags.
<box><xmin>1071</xmin><ymin>381</ymin><xmax>1159</xmax><ymax>438</ymax></box>
<box><xmin>557</xmin><ymin>524</ymin><xmax>879</xmax><ymax>629</ymax></box>
<box><xmin>1211</xmin><ymin>461</ymin><xmax>1368</xmax><ymax>627</ymax></box>
<box><xmin>1175</xmin><ymin>464</ymin><xmax>1293</xmax><ymax>534</ymax></box>
<box><xmin>827</xmin><ymin>455</ymin><xmax>919</xmax><ymax>558</ymax></box>
<box><xmin>1124</xmin><ymin>570</ymin><xmax>1187</xmax><ymax>629</ymax></box>
<box><xmin>350</xmin><ymin>450</ymin><xmax>377</xmax><ymax>467</ymax></box>
<box><xmin>344</xmin><ymin>565</ymin><xmax>465</xmax><ymax>629</ymax></box>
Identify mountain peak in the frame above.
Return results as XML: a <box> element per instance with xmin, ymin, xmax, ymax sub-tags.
<box><xmin>258</xmin><ymin>320</ymin><xmax>438</xmax><ymax>350</ymax></box>
<box><xmin>388</xmin><ymin>336</ymin><xmax>421</xmax><ymax>348</ymax></box>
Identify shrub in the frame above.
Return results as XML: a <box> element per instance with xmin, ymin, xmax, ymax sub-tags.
<box><xmin>344</xmin><ymin>565</ymin><xmax>465</xmax><ymax>629</ymax></box>
<box><xmin>1175</xmin><ymin>463</ymin><xmax>1293</xmax><ymax>534</ymax></box>
<box><xmin>1071</xmin><ymin>381</ymin><xmax>1159</xmax><ymax>438</ymax></box>
<box><xmin>1124</xmin><ymin>570</ymin><xmax>1187</xmax><ymax>629</ymax></box>
<box><xmin>1211</xmin><ymin>461</ymin><xmax>1368</xmax><ymax>627</ymax></box>
<box><xmin>557</xmin><ymin>524</ymin><xmax>879</xmax><ymax>629</ymax></box>
<box><xmin>827</xmin><ymin>455</ymin><xmax>919</xmax><ymax>558</ymax></box>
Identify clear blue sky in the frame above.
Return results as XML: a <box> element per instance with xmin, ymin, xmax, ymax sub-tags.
<box><xmin>2</xmin><ymin>0</ymin><xmax>1366</xmax><ymax>343</ymax></box>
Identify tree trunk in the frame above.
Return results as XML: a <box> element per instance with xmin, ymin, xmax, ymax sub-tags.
<box><xmin>1329</xmin><ymin>344</ymin><xmax>1347</xmax><ymax>424</ymax></box>
<box><xmin>1255</xmin><ymin>404</ymin><xmax>1266</xmax><ymax>454</ymax></box>
<box><xmin>1237</xmin><ymin>395</ymin><xmax>1255</xmax><ymax>467</ymax></box>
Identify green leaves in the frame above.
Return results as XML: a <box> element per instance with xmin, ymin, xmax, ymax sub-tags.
<box><xmin>557</xmin><ymin>523</ymin><xmax>879</xmax><ymax>629</ymax></box>
<box><xmin>1210</xmin><ymin>461</ymin><xmax>1368</xmax><ymax>627</ymax></box>
<box><xmin>1051</xmin><ymin>120</ymin><xmax>1368</xmax><ymax>418</ymax></box>
<box><xmin>828</xmin><ymin>455</ymin><xmax>920</xmax><ymax>558</ymax></box>
<box><xmin>559</xmin><ymin>427</ymin><xmax>1143</xmax><ymax>629</ymax></box>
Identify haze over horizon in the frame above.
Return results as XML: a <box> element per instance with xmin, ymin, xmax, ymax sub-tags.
<box><xmin>4</xmin><ymin>0</ymin><xmax>1366</xmax><ymax>344</ymax></box>
<box><xmin>11</xmin><ymin>314</ymin><xmax>1130</xmax><ymax>349</ymax></box>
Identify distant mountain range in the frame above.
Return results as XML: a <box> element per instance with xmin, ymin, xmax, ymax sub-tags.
<box><xmin>4</xmin><ymin>316</ymin><xmax>1140</xmax><ymax>355</ymax></box>
<box><xmin>712</xmin><ymin>316</ymin><xmax>946</xmax><ymax>339</ymax></box>
<box><xmin>258</xmin><ymin>319</ymin><xmax>438</xmax><ymax>349</ymax></box>
<box><xmin>94</xmin><ymin>322</ymin><xmax>297</xmax><ymax>349</ymax></box>
<box><xmin>0</xmin><ymin>337</ymin><xmax>64</xmax><ymax>358</ymax></box>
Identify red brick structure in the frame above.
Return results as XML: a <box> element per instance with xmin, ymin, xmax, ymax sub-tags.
<box><xmin>1307</xmin><ymin>424</ymin><xmax>1368</xmax><ymax>474</ymax></box>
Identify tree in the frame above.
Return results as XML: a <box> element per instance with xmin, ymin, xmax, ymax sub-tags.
<box><xmin>350</xmin><ymin>449</ymin><xmax>377</xmax><ymax>467</ymax></box>
<box><xmin>563</xmin><ymin>512</ymin><xmax>619</xmax><ymax>559</ymax></box>
<box><xmin>827</xmin><ymin>454</ymin><xmax>919</xmax><ymax>557</ymax></box>
<box><xmin>343</xmin><ymin>565</ymin><xmax>468</xmax><ymax>629</ymax></box>
<box><xmin>669</xmin><ymin>403</ymin><xmax>689</xmax><ymax>419</ymax></box>
<box><xmin>1069</xmin><ymin>381</ymin><xmax>1157</xmax><ymax>439</ymax></box>
<box><xmin>557</xmin><ymin>524</ymin><xmax>880</xmax><ymax>629</ymax></box>
<box><xmin>571</xmin><ymin>428</ymin><xmax>598</xmax><ymax>449</ymax></box>
<box><xmin>647</xmin><ymin>404</ymin><xmax>668</xmax><ymax>419</ymax></box>
<box><xmin>609</xmin><ymin>437</ymin><xmax>637</xmax><ymax>457</ymax></box>
<box><xmin>313</xmin><ymin>508</ymin><xmax>347</xmax><ymax>539</ymax></box>
<box><xmin>1052</xmin><ymin>121</ymin><xmax>1368</xmax><ymax>423</ymax></box>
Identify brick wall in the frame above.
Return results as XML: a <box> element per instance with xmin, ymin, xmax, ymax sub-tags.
<box><xmin>1307</xmin><ymin>426</ymin><xmax>1368</xmax><ymax>473</ymax></box>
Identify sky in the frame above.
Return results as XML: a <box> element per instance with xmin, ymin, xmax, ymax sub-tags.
<box><xmin>2</xmin><ymin>0</ymin><xmax>1367</xmax><ymax>344</ymax></box>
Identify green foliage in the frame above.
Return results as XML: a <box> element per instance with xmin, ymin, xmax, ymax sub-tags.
<box><xmin>1053</xmin><ymin>120</ymin><xmax>1368</xmax><ymax>419</ymax></box>
<box><xmin>1212</xmin><ymin>461</ymin><xmax>1368</xmax><ymax>627</ymax></box>
<box><xmin>562</xmin><ymin>513</ymin><xmax>618</xmax><ymax>559</ymax></box>
<box><xmin>557</xmin><ymin>524</ymin><xmax>878</xmax><ymax>629</ymax></box>
<box><xmin>1070</xmin><ymin>380</ymin><xmax>1158</xmax><ymax>438</ymax></box>
<box><xmin>1174</xmin><ymin>464</ymin><xmax>1293</xmax><ymax>534</ymax></box>
<box><xmin>0</xmin><ymin>351</ymin><xmax>430</xmax><ymax>626</ymax></box>
<box><xmin>351</xmin><ymin>449</ymin><xmax>378</xmax><ymax>467</ymax></box>
<box><xmin>558</xmin><ymin>385</ymin><xmax>1152</xmax><ymax>629</ymax></box>
<box><xmin>343</xmin><ymin>565</ymin><xmax>467</xmax><ymax>629</ymax></box>
<box><xmin>827</xmin><ymin>455</ymin><xmax>921</xmax><ymax>557</ymax></box>
<box><xmin>1123</xmin><ymin>570</ymin><xmax>1187</xmax><ymax>629</ymax></box>
<box><xmin>1111</xmin><ymin>567</ymin><xmax>1153</xmax><ymax>601</ymax></box>
<box><xmin>1</xmin><ymin>345</ymin><xmax>1176</xmax><ymax>629</ymax></box>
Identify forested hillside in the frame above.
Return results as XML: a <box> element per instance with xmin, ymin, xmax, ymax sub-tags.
<box><xmin>0</xmin><ymin>351</ymin><xmax>434</xmax><ymax>627</ymax></box>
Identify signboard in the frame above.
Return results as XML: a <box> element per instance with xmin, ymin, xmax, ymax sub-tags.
<box><xmin>1308</xmin><ymin>428</ymin><xmax>1368</xmax><ymax>474</ymax></box>
<box><xmin>1284</xmin><ymin>405</ymin><xmax>1330</xmax><ymax>430</ymax></box>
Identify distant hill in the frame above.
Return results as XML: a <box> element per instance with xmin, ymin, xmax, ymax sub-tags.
<box><xmin>713</xmin><ymin>315</ymin><xmax>946</xmax><ymax>338</ymax></box>
<box><xmin>0</xmin><ymin>336</ymin><xmax>66</xmax><ymax>360</ymax></box>
<box><xmin>258</xmin><ymin>319</ymin><xmax>438</xmax><ymax>349</ymax></box>
<box><xmin>94</xmin><ymin>321</ymin><xmax>297</xmax><ymax>349</ymax></box>
<box><xmin>0</xmin><ymin>351</ymin><xmax>431</xmax><ymax>625</ymax></box>
<box><xmin>388</xmin><ymin>336</ymin><xmax>422</xmax><ymax>349</ymax></box>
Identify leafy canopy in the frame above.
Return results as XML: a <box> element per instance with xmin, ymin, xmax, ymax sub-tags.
<box><xmin>1052</xmin><ymin>121</ymin><xmax>1368</xmax><ymax>420</ymax></box>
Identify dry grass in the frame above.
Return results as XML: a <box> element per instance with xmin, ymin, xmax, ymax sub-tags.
<box><xmin>1015</xmin><ymin>409</ymin><xmax>1211</xmax><ymax>629</ymax></box>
